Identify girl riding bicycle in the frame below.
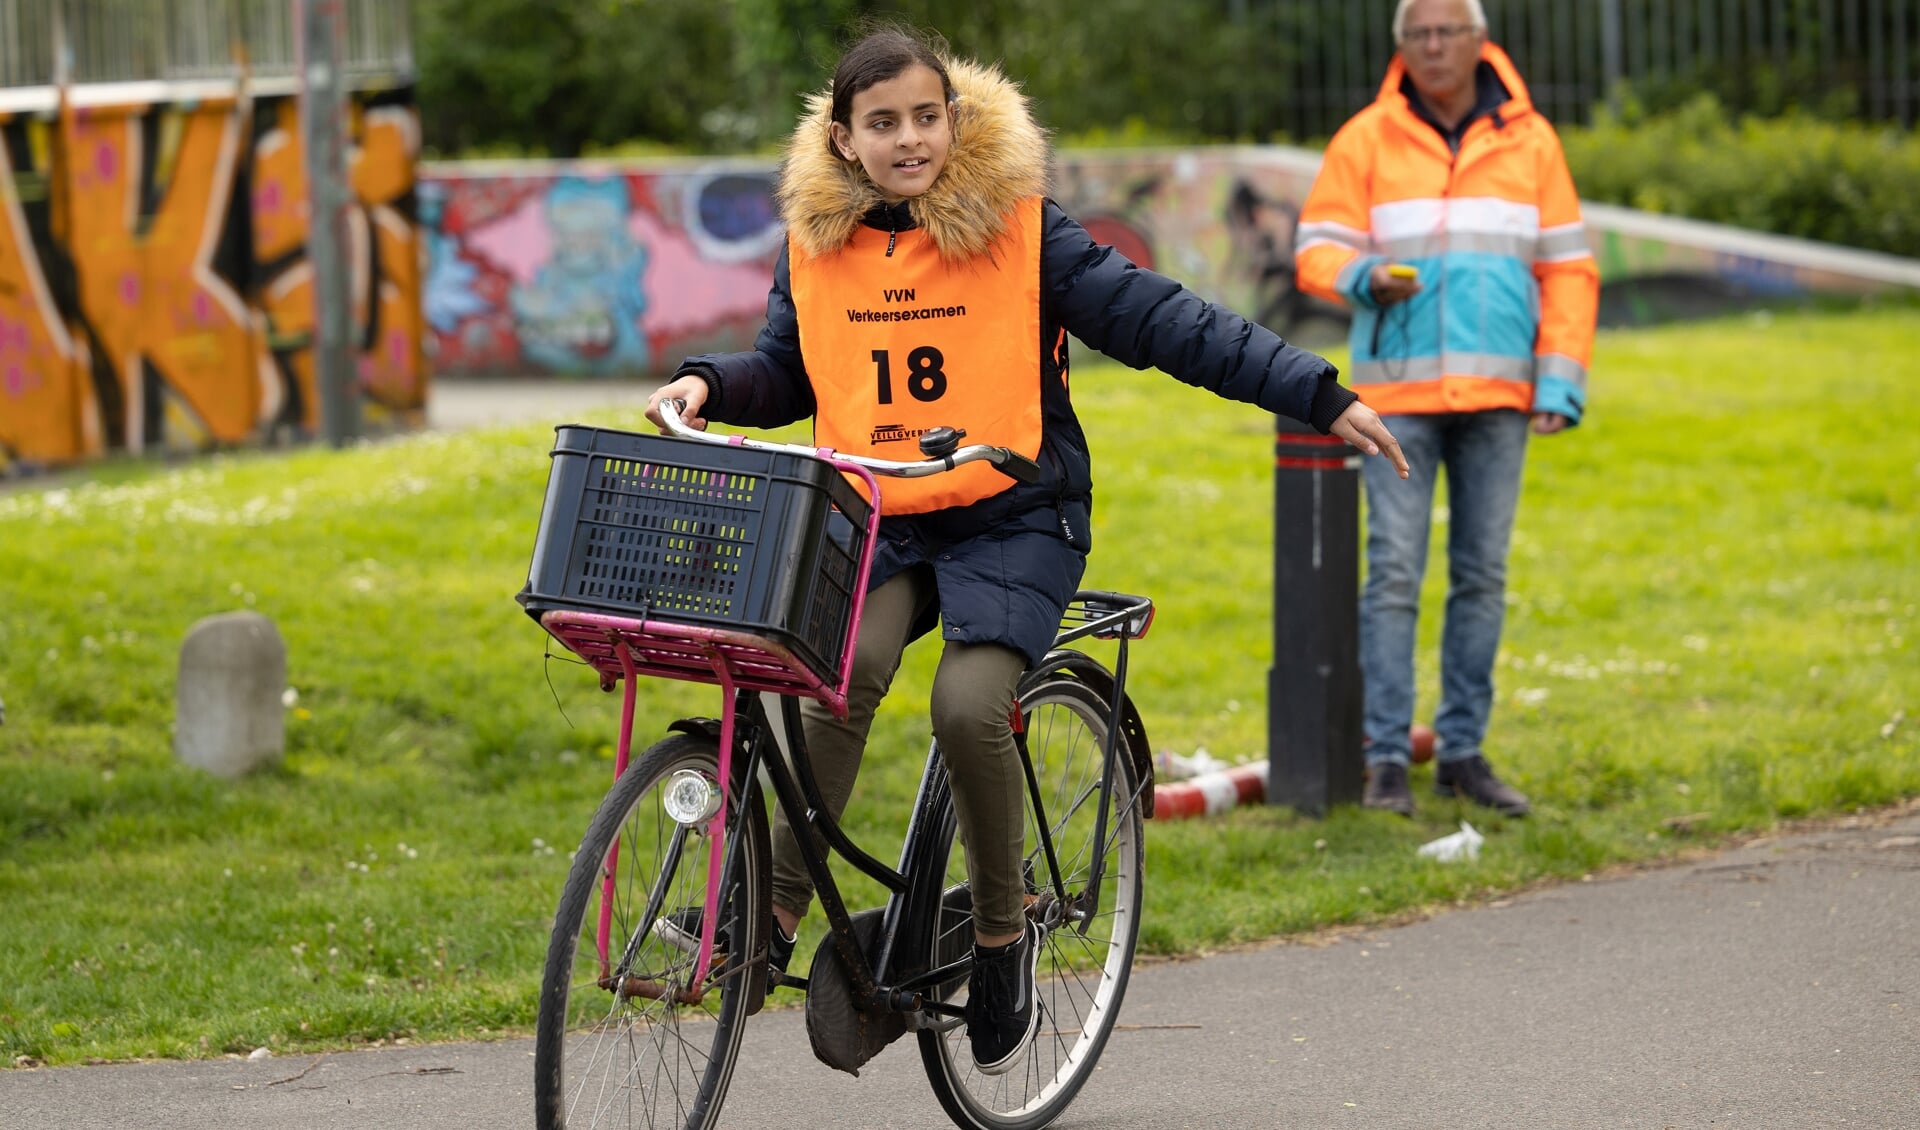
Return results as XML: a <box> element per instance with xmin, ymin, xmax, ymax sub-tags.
<box><xmin>646</xmin><ymin>22</ymin><xmax>1409</xmax><ymax>1075</ymax></box>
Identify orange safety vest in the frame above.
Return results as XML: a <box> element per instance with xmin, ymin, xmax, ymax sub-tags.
<box><xmin>789</xmin><ymin>196</ymin><xmax>1043</xmax><ymax>515</ymax></box>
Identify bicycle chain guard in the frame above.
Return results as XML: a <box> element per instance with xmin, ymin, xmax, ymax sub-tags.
<box><xmin>804</xmin><ymin>908</ymin><xmax>906</xmax><ymax>1075</ymax></box>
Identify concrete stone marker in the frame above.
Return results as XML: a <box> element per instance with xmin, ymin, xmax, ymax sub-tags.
<box><xmin>175</xmin><ymin>611</ymin><xmax>287</xmax><ymax>778</ymax></box>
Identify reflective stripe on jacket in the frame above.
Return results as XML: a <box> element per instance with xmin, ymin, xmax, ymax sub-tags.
<box><xmin>1295</xmin><ymin>42</ymin><xmax>1599</xmax><ymax>422</ymax></box>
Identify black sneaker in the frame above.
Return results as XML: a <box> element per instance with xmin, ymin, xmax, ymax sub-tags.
<box><xmin>1362</xmin><ymin>762</ymin><xmax>1415</xmax><ymax>816</ymax></box>
<box><xmin>1433</xmin><ymin>755</ymin><xmax>1531</xmax><ymax>816</ymax></box>
<box><xmin>965</xmin><ymin>919</ymin><xmax>1043</xmax><ymax>1075</ymax></box>
<box><xmin>653</xmin><ymin>908</ymin><xmax>796</xmax><ymax>986</ymax></box>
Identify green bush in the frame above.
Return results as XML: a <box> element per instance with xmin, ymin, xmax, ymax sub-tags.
<box><xmin>1562</xmin><ymin>93</ymin><xmax>1920</xmax><ymax>258</ymax></box>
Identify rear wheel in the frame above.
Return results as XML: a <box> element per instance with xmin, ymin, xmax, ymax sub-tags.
<box><xmin>918</xmin><ymin>677</ymin><xmax>1146</xmax><ymax>1129</ymax></box>
<box><xmin>534</xmin><ymin>733</ymin><xmax>768</xmax><ymax>1130</ymax></box>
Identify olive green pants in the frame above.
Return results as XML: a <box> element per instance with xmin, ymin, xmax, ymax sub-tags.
<box><xmin>770</xmin><ymin>566</ymin><xmax>1030</xmax><ymax>937</ymax></box>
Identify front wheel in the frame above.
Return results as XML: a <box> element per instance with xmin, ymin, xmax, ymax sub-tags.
<box><xmin>919</xmin><ymin>677</ymin><xmax>1146</xmax><ymax>1130</ymax></box>
<box><xmin>534</xmin><ymin>732</ymin><xmax>768</xmax><ymax>1130</ymax></box>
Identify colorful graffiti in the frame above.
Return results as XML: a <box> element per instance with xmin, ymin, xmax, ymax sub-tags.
<box><xmin>420</xmin><ymin>165</ymin><xmax>783</xmax><ymax>378</ymax></box>
<box><xmin>251</xmin><ymin>91</ymin><xmax>426</xmax><ymax>437</ymax></box>
<box><xmin>407</xmin><ymin>146</ymin><xmax>1916</xmax><ymax>383</ymax></box>
<box><xmin>0</xmin><ymin>87</ymin><xmax>425</xmax><ymax>472</ymax></box>
<box><xmin>413</xmin><ymin>152</ymin><xmax>1342</xmax><ymax>379</ymax></box>
<box><xmin>1049</xmin><ymin>150</ymin><xmax>1365</xmax><ymax>348</ymax></box>
<box><xmin>60</xmin><ymin>95</ymin><xmax>258</xmax><ymax>452</ymax></box>
<box><xmin>0</xmin><ymin>110</ymin><xmax>85</xmax><ymax>465</ymax></box>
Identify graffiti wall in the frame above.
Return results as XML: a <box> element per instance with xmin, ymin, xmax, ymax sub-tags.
<box><xmin>60</xmin><ymin>95</ymin><xmax>258</xmax><ymax>453</ymax></box>
<box><xmin>1051</xmin><ymin>148</ymin><xmax>1353</xmax><ymax>348</ymax></box>
<box><xmin>415</xmin><ymin>156</ymin><xmax>1271</xmax><ymax>378</ymax></box>
<box><xmin>1046</xmin><ymin>146</ymin><xmax>1920</xmax><ymax>344</ymax></box>
<box><xmin>252</xmin><ymin>90</ymin><xmax>426</xmax><ymax>437</ymax></box>
<box><xmin>417</xmin><ymin>145</ymin><xmax>1918</xmax><ymax>381</ymax></box>
<box><xmin>0</xmin><ymin>108</ymin><xmax>85</xmax><ymax>465</ymax></box>
<box><xmin>9</xmin><ymin>131</ymin><xmax>1909</xmax><ymax>463</ymax></box>
<box><xmin>421</xmin><ymin>164</ymin><xmax>782</xmax><ymax>378</ymax></box>
<box><xmin>0</xmin><ymin>87</ymin><xmax>425</xmax><ymax>473</ymax></box>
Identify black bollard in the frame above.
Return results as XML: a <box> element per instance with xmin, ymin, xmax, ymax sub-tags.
<box><xmin>1267</xmin><ymin>415</ymin><xmax>1363</xmax><ymax>816</ymax></box>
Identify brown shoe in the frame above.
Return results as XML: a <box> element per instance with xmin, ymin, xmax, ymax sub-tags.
<box><xmin>1361</xmin><ymin>762</ymin><xmax>1415</xmax><ymax>816</ymax></box>
<box><xmin>1433</xmin><ymin>755</ymin><xmax>1531</xmax><ymax>816</ymax></box>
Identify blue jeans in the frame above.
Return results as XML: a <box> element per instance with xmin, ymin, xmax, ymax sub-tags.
<box><xmin>1360</xmin><ymin>410</ymin><xmax>1529</xmax><ymax>768</ymax></box>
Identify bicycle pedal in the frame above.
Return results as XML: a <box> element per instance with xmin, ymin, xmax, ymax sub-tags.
<box><xmin>906</xmin><ymin>1010</ymin><xmax>965</xmax><ymax>1034</ymax></box>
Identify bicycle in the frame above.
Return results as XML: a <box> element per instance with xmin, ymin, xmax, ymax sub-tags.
<box><xmin>520</xmin><ymin>402</ymin><xmax>1158</xmax><ymax>1130</ymax></box>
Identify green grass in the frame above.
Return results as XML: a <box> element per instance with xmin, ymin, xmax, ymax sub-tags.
<box><xmin>2</xmin><ymin>305</ymin><xmax>1916</xmax><ymax>1066</ymax></box>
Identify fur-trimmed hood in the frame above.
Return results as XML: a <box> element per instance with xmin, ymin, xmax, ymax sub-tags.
<box><xmin>776</xmin><ymin>57</ymin><xmax>1050</xmax><ymax>261</ymax></box>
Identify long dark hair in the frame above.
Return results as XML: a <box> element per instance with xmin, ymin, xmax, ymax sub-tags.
<box><xmin>826</xmin><ymin>24</ymin><xmax>956</xmax><ymax>158</ymax></box>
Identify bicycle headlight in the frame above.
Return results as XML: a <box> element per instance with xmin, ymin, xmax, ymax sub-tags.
<box><xmin>663</xmin><ymin>769</ymin><xmax>722</xmax><ymax>826</ymax></box>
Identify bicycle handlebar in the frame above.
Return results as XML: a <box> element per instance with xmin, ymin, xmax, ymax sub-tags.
<box><xmin>657</xmin><ymin>399</ymin><xmax>1042</xmax><ymax>484</ymax></box>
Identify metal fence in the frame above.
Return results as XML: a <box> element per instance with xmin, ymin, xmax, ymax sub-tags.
<box><xmin>0</xmin><ymin>0</ymin><xmax>56</xmax><ymax>87</ymax></box>
<box><xmin>0</xmin><ymin>0</ymin><xmax>411</xmax><ymax>88</ymax></box>
<box><xmin>1263</xmin><ymin>0</ymin><xmax>1920</xmax><ymax>135</ymax></box>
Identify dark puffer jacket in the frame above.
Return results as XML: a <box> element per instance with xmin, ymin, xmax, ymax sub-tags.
<box><xmin>675</xmin><ymin>59</ymin><xmax>1353</xmax><ymax>666</ymax></box>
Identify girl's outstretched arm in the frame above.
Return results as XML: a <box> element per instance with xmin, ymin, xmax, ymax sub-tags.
<box><xmin>1041</xmin><ymin>200</ymin><xmax>1351</xmax><ymax>434</ymax></box>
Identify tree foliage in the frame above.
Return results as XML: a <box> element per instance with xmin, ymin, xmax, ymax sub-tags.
<box><xmin>412</xmin><ymin>1</ymin><xmax>1915</xmax><ymax>159</ymax></box>
<box><xmin>415</xmin><ymin>0</ymin><xmax>739</xmax><ymax>157</ymax></box>
<box><xmin>1562</xmin><ymin>94</ymin><xmax>1920</xmax><ymax>258</ymax></box>
<box><xmin>412</xmin><ymin>0</ymin><xmax>1305</xmax><ymax>156</ymax></box>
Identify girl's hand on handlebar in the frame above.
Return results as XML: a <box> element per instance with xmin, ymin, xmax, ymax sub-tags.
<box><xmin>646</xmin><ymin>375</ymin><xmax>710</xmax><ymax>433</ymax></box>
<box><xmin>1330</xmin><ymin>402</ymin><xmax>1410</xmax><ymax>479</ymax></box>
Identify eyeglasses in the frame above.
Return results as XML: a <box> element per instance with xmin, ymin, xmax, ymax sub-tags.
<box><xmin>1399</xmin><ymin>24</ymin><xmax>1478</xmax><ymax>46</ymax></box>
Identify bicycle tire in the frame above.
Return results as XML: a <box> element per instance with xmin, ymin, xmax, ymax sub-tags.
<box><xmin>917</xmin><ymin>676</ymin><xmax>1146</xmax><ymax>1130</ymax></box>
<box><xmin>534</xmin><ymin>732</ymin><xmax>769</xmax><ymax>1130</ymax></box>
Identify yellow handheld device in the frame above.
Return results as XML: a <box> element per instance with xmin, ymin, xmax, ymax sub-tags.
<box><xmin>1387</xmin><ymin>264</ymin><xmax>1419</xmax><ymax>280</ymax></box>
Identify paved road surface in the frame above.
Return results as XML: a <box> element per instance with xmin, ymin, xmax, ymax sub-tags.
<box><xmin>6</xmin><ymin>804</ymin><xmax>1917</xmax><ymax>1129</ymax></box>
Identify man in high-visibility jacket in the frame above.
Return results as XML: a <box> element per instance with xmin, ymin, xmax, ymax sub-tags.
<box><xmin>1295</xmin><ymin>0</ymin><xmax>1599</xmax><ymax>817</ymax></box>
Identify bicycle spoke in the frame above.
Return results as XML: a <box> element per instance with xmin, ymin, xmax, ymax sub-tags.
<box><xmin>616</xmin><ymin>823</ymin><xmax>691</xmax><ymax>977</ymax></box>
<box><xmin>921</xmin><ymin>678</ymin><xmax>1144</xmax><ymax>1128</ymax></box>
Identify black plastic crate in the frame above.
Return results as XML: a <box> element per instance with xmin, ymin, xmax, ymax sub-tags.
<box><xmin>521</xmin><ymin>425</ymin><xmax>872</xmax><ymax>685</ymax></box>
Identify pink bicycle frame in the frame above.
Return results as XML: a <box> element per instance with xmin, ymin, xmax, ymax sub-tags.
<box><xmin>541</xmin><ymin>459</ymin><xmax>883</xmax><ymax>994</ymax></box>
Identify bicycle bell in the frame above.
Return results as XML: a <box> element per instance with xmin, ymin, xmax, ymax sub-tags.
<box><xmin>918</xmin><ymin>426</ymin><xmax>966</xmax><ymax>459</ymax></box>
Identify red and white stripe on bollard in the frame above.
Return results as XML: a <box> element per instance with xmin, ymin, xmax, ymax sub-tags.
<box><xmin>1152</xmin><ymin>763</ymin><xmax>1268</xmax><ymax>819</ymax></box>
<box><xmin>1150</xmin><ymin>726</ymin><xmax>1434</xmax><ymax>819</ymax></box>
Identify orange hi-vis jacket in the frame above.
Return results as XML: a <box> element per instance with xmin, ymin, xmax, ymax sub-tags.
<box><xmin>1295</xmin><ymin>43</ymin><xmax>1599</xmax><ymax>422</ymax></box>
<box><xmin>791</xmin><ymin>197</ymin><xmax>1045</xmax><ymax>515</ymax></box>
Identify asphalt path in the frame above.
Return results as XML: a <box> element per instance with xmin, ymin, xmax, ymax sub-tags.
<box><xmin>6</xmin><ymin>803</ymin><xmax>1917</xmax><ymax>1130</ymax></box>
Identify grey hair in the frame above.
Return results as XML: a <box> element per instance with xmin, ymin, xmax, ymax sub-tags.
<box><xmin>1393</xmin><ymin>0</ymin><xmax>1488</xmax><ymax>40</ymax></box>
